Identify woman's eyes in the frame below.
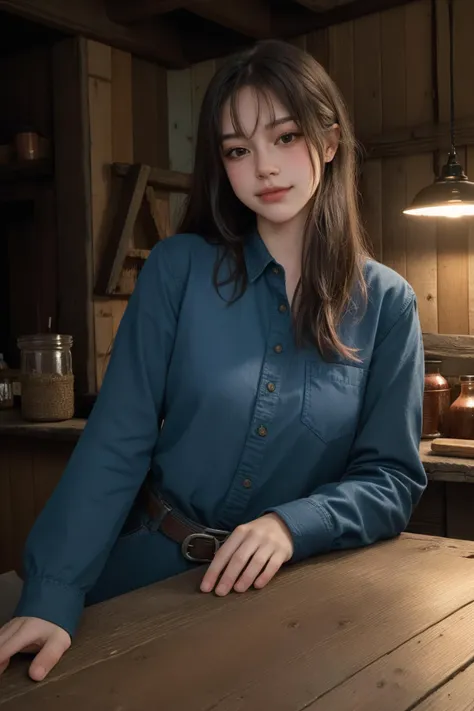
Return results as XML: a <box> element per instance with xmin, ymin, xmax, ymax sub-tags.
<box><xmin>224</xmin><ymin>146</ymin><xmax>249</xmax><ymax>159</ymax></box>
<box><xmin>224</xmin><ymin>132</ymin><xmax>302</xmax><ymax>160</ymax></box>
<box><xmin>278</xmin><ymin>132</ymin><xmax>301</xmax><ymax>145</ymax></box>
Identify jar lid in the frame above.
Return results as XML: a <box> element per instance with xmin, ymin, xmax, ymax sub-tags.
<box><xmin>460</xmin><ymin>375</ymin><xmax>474</xmax><ymax>382</ymax></box>
<box><xmin>17</xmin><ymin>333</ymin><xmax>73</xmax><ymax>350</ymax></box>
<box><xmin>425</xmin><ymin>359</ymin><xmax>442</xmax><ymax>364</ymax></box>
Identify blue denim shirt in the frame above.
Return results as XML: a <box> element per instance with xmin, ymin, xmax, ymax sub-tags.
<box><xmin>15</xmin><ymin>231</ymin><xmax>426</xmax><ymax>636</ymax></box>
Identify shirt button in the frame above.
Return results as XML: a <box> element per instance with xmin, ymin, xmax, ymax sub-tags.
<box><xmin>272</xmin><ymin>266</ymin><xmax>280</xmax><ymax>275</ymax></box>
<box><xmin>278</xmin><ymin>303</ymin><xmax>288</xmax><ymax>314</ymax></box>
<box><xmin>274</xmin><ymin>344</ymin><xmax>283</xmax><ymax>354</ymax></box>
<box><xmin>242</xmin><ymin>478</ymin><xmax>252</xmax><ymax>489</ymax></box>
<box><xmin>267</xmin><ymin>382</ymin><xmax>276</xmax><ymax>393</ymax></box>
<box><xmin>257</xmin><ymin>425</ymin><xmax>268</xmax><ymax>437</ymax></box>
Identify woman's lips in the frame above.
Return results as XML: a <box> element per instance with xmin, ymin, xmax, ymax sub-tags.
<box><xmin>257</xmin><ymin>187</ymin><xmax>292</xmax><ymax>203</ymax></box>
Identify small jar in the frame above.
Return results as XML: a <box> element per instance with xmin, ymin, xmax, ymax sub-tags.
<box><xmin>17</xmin><ymin>333</ymin><xmax>74</xmax><ymax>422</ymax></box>
<box><xmin>422</xmin><ymin>360</ymin><xmax>451</xmax><ymax>439</ymax></box>
<box><xmin>444</xmin><ymin>375</ymin><xmax>474</xmax><ymax>440</ymax></box>
<box><xmin>0</xmin><ymin>353</ymin><xmax>14</xmax><ymax>410</ymax></box>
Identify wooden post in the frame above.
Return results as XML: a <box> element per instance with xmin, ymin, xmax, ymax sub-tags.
<box><xmin>52</xmin><ymin>37</ymin><xmax>96</xmax><ymax>400</ymax></box>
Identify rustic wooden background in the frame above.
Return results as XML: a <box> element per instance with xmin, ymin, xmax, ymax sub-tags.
<box><xmin>166</xmin><ymin>0</ymin><xmax>474</xmax><ymax>339</ymax></box>
<box><xmin>3</xmin><ymin>0</ymin><xmax>473</xmax><ymax>391</ymax></box>
<box><xmin>3</xmin><ymin>0</ymin><xmax>474</xmax><ymax>575</ymax></box>
<box><xmin>85</xmin><ymin>41</ymin><xmax>171</xmax><ymax>387</ymax></box>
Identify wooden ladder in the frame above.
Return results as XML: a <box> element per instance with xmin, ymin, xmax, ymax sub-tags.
<box><xmin>95</xmin><ymin>162</ymin><xmax>191</xmax><ymax>297</ymax></box>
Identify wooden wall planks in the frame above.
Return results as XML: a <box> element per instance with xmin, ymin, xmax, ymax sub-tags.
<box><xmin>85</xmin><ymin>40</ymin><xmax>171</xmax><ymax>388</ymax></box>
<box><xmin>165</xmin><ymin>0</ymin><xmax>474</xmax><ymax>337</ymax></box>
<box><xmin>0</xmin><ymin>437</ymin><xmax>75</xmax><ymax>574</ymax></box>
<box><xmin>433</xmin><ymin>0</ymin><xmax>471</xmax><ymax>335</ymax></box>
<box><xmin>80</xmin><ymin>0</ymin><xmax>474</xmax><ymax>390</ymax></box>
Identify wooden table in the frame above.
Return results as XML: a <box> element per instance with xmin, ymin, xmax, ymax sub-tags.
<box><xmin>2</xmin><ymin>533</ymin><xmax>474</xmax><ymax>710</ymax></box>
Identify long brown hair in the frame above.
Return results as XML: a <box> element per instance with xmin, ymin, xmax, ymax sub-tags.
<box><xmin>178</xmin><ymin>39</ymin><xmax>370</xmax><ymax>361</ymax></box>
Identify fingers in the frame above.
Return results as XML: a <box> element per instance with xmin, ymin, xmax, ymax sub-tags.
<box><xmin>200</xmin><ymin>527</ymin><xmax>249</xmax><ymax>593</ymax></box>
<box><xmin>0</xmin><ymin>618</ymin><xmax>71</xmax><ymax>683</ymax></box>
<box><xmin>214</xmin><ymin>537</ymin><xmax>265</xmax><ymax>595</ymax></box>
<box><xmin>233</xmin><ymin>545</ymin><xmax>274</xmax><ymax>593</ymax></box>
<box><xmin>0</xmin><ymin>619</ymin><xmax>27</xmax><ymax>668</ymax></box>
<box><xmin>0</xmin><ymin>619</ymin><xmax>21</xmax><ymax>646</ymax></box>
<box><xmin>29</xmin><ymin>634</ymin><xmax>71</xmax><ymax>682</ymax></box>
<box><xmin>200</xmin><ymin>516</ymin><xmax>291</xmax><ymax>597</ymax></box>
<box><xmin>0</xmin><ymin>620</ymin><xmax>21</xmax><ymax>676</ymax></box>
<box><xmin>253</xmin><ymin>552</ymin><xmax>287</xmax><ymax>589</ymax></box>
<box><xmin>21</xmin><ymin>644</ymin><xmax>42</xmax><ymax>654</ymax></box>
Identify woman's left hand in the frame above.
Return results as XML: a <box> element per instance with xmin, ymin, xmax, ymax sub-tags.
<box><xmin>200</xmin><ymin>513</ymin><xmax>294</xmax><ymax>595</ymax></box>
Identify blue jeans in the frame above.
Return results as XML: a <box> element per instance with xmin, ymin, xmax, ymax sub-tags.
<box><xmin>85</xmin><ymin>504</ymin><xmax>201</xmax><ymax>606</ymax></box>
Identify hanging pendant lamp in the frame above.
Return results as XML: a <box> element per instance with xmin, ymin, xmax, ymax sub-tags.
<box><xmin>403</xmin><ymin>0</ymin><xmax>474</xmax><ymax>218</ymax></box>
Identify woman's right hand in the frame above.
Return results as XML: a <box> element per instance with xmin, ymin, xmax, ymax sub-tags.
<box><xmin>0</xmin><ymin>617</ymin><xmax>71</xmax><ymax>681</ymax></box>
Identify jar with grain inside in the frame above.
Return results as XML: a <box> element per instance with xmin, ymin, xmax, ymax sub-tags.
<box><xmin>17</xmin><ymin>334</ymin><xmax>74</xmax><ymax>422</ymax></box>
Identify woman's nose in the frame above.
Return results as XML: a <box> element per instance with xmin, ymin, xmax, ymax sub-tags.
<box><xmin>255</xmin><ymin>151</ymin><xmax>280</xmax><ymax>179</ymax></box>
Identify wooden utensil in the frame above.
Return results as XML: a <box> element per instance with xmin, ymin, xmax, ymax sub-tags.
<box><xmin>431</xmin><ymin>437</ymin><xmax>474</xmax><ymax>458</ymax></box>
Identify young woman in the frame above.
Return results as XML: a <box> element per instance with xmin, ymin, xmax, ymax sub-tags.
<box><xmin>0</xmin><ymin>39</ymin><xmax>426</xmax><ymax>682</ymax></box>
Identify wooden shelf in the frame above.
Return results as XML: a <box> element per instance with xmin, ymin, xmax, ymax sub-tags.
<box><xmin>0</xmin><ymin>408</ymin><xmax>85</xmax><ymax>441</ymax></box>
<box><xmin>0</xmin><ymin>158</ymin><xmax>53</xmax><ymax>183</ymax></box>
<box><xmin>419</xmin><ymin>439</ymin><xmax>474</xmax><ymax>483</ymax></box>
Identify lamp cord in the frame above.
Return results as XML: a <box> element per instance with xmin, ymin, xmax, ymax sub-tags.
<box><xmin>448</xmin><ymin>0</ymin><xmax>456</xmax><ymax>158</ymax></box>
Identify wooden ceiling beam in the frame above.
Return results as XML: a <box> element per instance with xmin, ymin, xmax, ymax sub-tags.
<box><xmin>105</xmin><ymin>0</ymin><xmax>193</xmax><ymax>24</ymax></box>
<box><xmin>182</xmin><ymin>30</ymin><xmax>249</xmax><ymax>64</ymax></box>
<box><xmin>0</xmin><ymin>0</ymin><xmax>187</xmax><ymax>67</ymax></box>
<box><xmin>273</xmin><ymin>0</ymin><xmax>420</xmax><ymax>37</ymax></box>
<box><xmin>188</xmin><ymin>0</ymin><xmax>271</xmax><ymax>39</ymax></box>
<box><xmin>293</xmin><ymin>0</ymin><xmax>352</xmax><ymax>10</ymax></box>
<box><xmin>107</xmin><ymin>0</ymin><xmax>271</xmax><ymax>39</ymax></box>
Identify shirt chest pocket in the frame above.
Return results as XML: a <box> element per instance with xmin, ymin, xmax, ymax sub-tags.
<box><xmin>301</xmin><ymin>361</ymin><xmax>367</xmax><ymax>444</ymax></box>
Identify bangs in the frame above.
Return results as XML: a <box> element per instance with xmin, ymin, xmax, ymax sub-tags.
<box><xmin>217</xmin><ymin>63</ymin><xmax>328</xmax><ymax>163</ymax></box>
<box><xmin>227</xmin><ymin>86</ymin><xmax>277</xmax><ymax>139</ymax></box>
<box><xmin>218</xmin><ymin>68</ymin><xmax>307</xmax><ymax>140</ymax></box>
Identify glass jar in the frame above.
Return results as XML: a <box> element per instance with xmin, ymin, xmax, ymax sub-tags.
<box><xmin>422</xmin><ymin>360</ymin><xmax>451</xmax><ymax>439</ymax></box>
<box><xmin>17</xmin><ymin>333</ymin><xmax>74</xmax><ymax>422</ymax></box>
<box><xmin>0</xmin><ymin>353</ymin><xmax>14</xmax><ymax>410</ymax></box>
<box><xmin>444</xmin><ymin>375</ymin><xmax>474</xmax><ymax>440</ymax></box>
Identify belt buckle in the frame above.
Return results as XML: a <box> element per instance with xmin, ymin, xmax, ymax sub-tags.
<box><xmin>181</xmin><ymin>529</ymin><xmax>228</xmax><ymax>563</ymax></box>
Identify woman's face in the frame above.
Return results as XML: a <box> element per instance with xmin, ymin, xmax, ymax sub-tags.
<box><xmin>220</xmin><ymin>87</ymin><xmax>339</xmax><ymax>229</ymax></box>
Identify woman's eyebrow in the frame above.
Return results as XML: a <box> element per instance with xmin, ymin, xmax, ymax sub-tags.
<box><xmin>221</xmin><ymin>116</ymin><xmax>296</xmax><ymax>142</ymax></box>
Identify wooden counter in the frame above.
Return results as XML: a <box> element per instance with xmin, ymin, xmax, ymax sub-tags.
<box><xmin>3</xmin><ymin>533</ymin><xmax>474</xmax><ymax>711</ymax></box>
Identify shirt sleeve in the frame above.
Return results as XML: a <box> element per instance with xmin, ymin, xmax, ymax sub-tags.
<box><xmin>14</xmin><ymin>242</ymin><xmax>182</xmax><ymax>637</ymax></box>
<box><xmin>268</xmin><ymin>293</ymin><xmax>427</xmax><ymax>562</ymax></box>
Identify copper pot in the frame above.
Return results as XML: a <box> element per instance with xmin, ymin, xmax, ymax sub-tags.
<box><xmin>422</xmin><ymin>360</ymin><xmax>451</xmax><ymax>439</ymax></box>
<box><xmin>15</xmin><ymin>131</ymin><xmax>40</xmax><ymax>161</ymax></box>
<box><xmin>444</xmin><ymin>375</ymin><xmax>474</xmax><ymax>440</ymax></box>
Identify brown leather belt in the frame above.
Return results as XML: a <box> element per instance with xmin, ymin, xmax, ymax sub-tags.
<box><xmin>142</xmin><ymin>483</ymin><xmax>230</xmax><ymax>563</ymax></box>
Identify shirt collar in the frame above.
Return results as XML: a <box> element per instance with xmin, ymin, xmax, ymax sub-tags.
<box><xmin>243</xmin><ymin>230</ymin><xmax>275</xmax><ymax>283</ymax></box>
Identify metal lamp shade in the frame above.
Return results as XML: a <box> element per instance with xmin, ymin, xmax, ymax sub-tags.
<box><xmin>403</xmin><ymin>158</ymin><xmax>474</xmax><ymax>218</ymax></box>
